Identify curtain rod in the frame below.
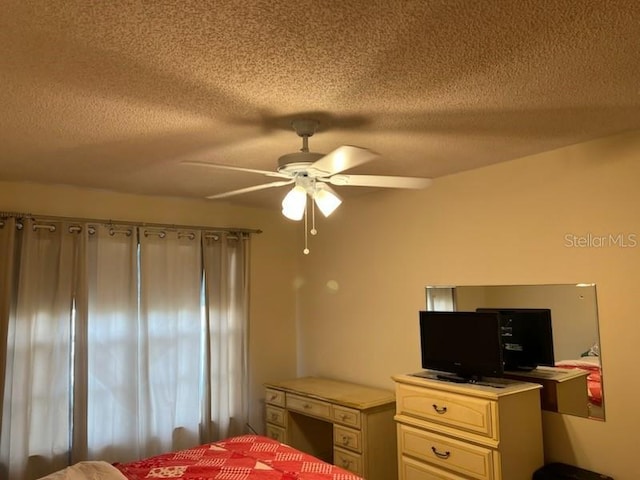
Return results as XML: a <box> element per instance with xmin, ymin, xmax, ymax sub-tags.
<box><xmin>0</xmin><ymin>211</ymin><xmax>262</xmax><ymax>235</ymax></box>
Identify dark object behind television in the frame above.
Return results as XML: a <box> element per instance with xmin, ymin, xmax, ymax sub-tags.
<box><xmin>419</xmin><ymin>310</ymin><xmax>504</xmax><ymax>383</ymax></box>
<box><xmin>476</xmin><ymin>307</ymin><xmax>555</xmax><ymax>371</ymax></box>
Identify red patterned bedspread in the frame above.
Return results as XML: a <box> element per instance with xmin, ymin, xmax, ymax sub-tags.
<box><xmin>114</xmin><ymin>435</ymin><xmax>363</xmax><ymax>480</ymax></box>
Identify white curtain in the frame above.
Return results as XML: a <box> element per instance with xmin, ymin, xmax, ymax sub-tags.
<box><xmin>426</xmin><ymin>286</ymin><xmax>456</xmax><ymax>312</ymax></box>
<box><xmin>0</xmin><ymin>218</ymin><xmax>251</xmax><ymax>480</ymax></box>
<box><xmin>0</xmin><ymin>219</ymin><xmax>85</xmax><ymax>480</ymax></box>
<box><xmin>202</xmin><ymin>232</ymin><xmax>249</xmax><ymax>441</ymax></box>
<box><xmin>0</xmin><ymin>218</ymin><xmax>17</xmax><ymax>480</ymax></box>
<box><xmin>0</xmin><ymin>217</ymin><xmax>16</xmax><ymax>440</ymax></box>
<box><xmin>83</xmin><ymin>224</ymin><xmax>139</xmax><ymax>462</ymax></box>
<box><xmin>137</xmin><ymin>228</ymin><xmax>203</xmax><ymax>458</ymax></box>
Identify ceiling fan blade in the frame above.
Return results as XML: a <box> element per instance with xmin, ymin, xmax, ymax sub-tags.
<box><xmin>206</xmin><ymin>180</ymin><xmax>294</xmax><ymax>199</ymax></box>
<box><xmin>310</xmin><ymin>145</ymin><xmax>379</xmax><ymax>176</ymax></box>
<box><xmin>181</xmin><ymin>160</ymin><xmax>289</xmax><ymax>178</ymax></box>
<box><xmin>325</xmin><ymin>174</ymin><xmax>432</xmax><ymax>189</ymax></box>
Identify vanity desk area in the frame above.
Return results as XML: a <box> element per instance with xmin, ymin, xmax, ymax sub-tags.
<box><xmin>264</xmin><ymin>376</ymin><xmax>398</xmax><ymax>480</ymax></box>
<box><xmin>393</xmin><ymin>372</ymin><xmax>544</xmax><ymax>480</ymax></box>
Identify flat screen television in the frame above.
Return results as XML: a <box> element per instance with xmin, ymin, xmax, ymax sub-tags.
<box><xmin>419</xmin><ymin>310</ymin><xmax>504</xmax><ymax>383</ymax></box>
<box><xmin>476</xmin><ymin>308</ymin><xmax>555</xmax><ymax>371</ymax></box>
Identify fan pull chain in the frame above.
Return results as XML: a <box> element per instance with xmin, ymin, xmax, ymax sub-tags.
<box><xmin>303</xmin><ymin>201</ymin><xmax>310</xmax><ymax>255</ymax></box>
<box><xmin>310</xmin><ymin>197</ymin><xmax>317</xmax><ymax>236</ymax></box>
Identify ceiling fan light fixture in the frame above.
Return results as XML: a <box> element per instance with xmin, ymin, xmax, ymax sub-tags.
<box><xmin>281</xmin><ymin>185</ymin><xmax>307</xmax><ymax>221</ymax></box>
<box><xmin>187</xmin><ymin>118</ymin><xmax>432</xmax><ymax>253</ymax></box>
<box><xmin>313</xmin><ymin>185</ymin><xmax>342</xmax><ymax>217</ymax></box>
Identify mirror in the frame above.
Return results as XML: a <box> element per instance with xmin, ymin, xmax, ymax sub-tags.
<box><xmin>425</xmin><ymin>284</ymin><xmax>604</xmax><ymax>420</ymax></box>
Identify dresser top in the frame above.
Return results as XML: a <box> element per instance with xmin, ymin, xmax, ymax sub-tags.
<box><xmin>393</xmin><ymin>372</ymin><xmax>542</xmax><ymax>399</ymax></box>
<box><xmin>265</xmin><ymin>377</ymin><xmax>395</xmax><ymax>410</ymax></box>
<box><xmin>506</xmin><ymin>365</ymin><xmax>589</xmax><ymax>382</ymax></box>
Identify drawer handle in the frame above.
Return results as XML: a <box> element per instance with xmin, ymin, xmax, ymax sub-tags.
<box><xmin>341</xmin><ymin>435</ymin><xmax>350</xmax><ymax>446</ymax></box>
<box><xmin>432</xmin><ymin>404</ymin><xmax>447</xmax><ymax>414</ymax></box>
<box><xmin>269</xmin><ymin>394</ymin><xmax>278</xmax><ymax>401</ymax></box>
<box><xmin>340</xmin><ymin>414</ymin><xmax>349</xmax><ymax>420</ymax></box>
<box><xmin>270</xmin><ymin>413</ymin><xmax>278</xmax><ymax>421</ymax></box>
<box><xmin>341</xmin><ymin>459</ymin><xmax>352</xmax><ymax>468</ymax></box>
<box><xmin>431</xmin><ymin>446</ymin><xmax>451</xmax><ymax>459</ymax></box>
<box><xmin>303</xmin><ymin>403</ymin><xmax>312</xmax><ymax>409</ymax></box>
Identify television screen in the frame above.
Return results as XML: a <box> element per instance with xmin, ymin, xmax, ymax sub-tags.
<box><xmin>419</xmin><ymin>311</ymin><xmax>504</xmax><ymax>382</ymax></box>
<box><xmin>476</xmin><ymin>308</ymin><xmax>555</xmax><ymax>371</ymax></box>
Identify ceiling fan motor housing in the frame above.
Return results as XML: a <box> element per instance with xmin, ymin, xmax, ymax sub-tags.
<box><xmin>276</xmin><ymin>119</ymin><xmax>330</xmax><ymax>176</ymax></box>
<box><xmin>277</xmin><ymin>151</ymin><xmax>326</xmax><ymax>176</ymax></box>
<box><xmin>291</xmin><ymin>119</ymin><xmax>319</xmax><ymax>138</ymax></box>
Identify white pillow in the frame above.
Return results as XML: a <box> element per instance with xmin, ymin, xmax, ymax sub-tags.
<box><xmin>37</xmin><ymin>461</ymin><xmax>127</xmax><ymax>480</ymax></box>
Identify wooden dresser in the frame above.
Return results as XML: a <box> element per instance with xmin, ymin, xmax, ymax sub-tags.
<box><xmin>503</xmin><ymin>366</ymin><xmax>590</xmax><ymax>417</ymax></box>
<box><xmin>393</xmin><ymin>373</ymin><xmax>544</xmax><ymax>480</ymax></box>
<box><xmin>264</xmin><ymin>376</ymin><xmax>397</xmax><ymax>480</ymax></box>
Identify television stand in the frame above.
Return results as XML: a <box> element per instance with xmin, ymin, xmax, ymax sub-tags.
<box><xmin>435</xmin><ymin>373</ymin><xmax>478</xmax><ymax>384</ymax></box>
<box><xmin>505</xmin><ymin>364</ymin><xmax>537</xmax><ymax>372</ymax></box>
<box><xmin>435</xmin><ymin>374</ymin><xmax>509</xmax><ymax>388</ymax></box>
<box><xmin>393</xmin><ymin>373</ymin><xmax>544</xmax><ymax>479</ymax></box>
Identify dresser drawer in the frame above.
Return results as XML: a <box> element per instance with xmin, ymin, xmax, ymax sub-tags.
<box><xmin>334</xmin><ymin>425</ymin><xmax>362</xmax><ymax>453</ymax></box>
<box><xmin>332</xmin><ymin>405</ymin><xmax>361</xmax><ymax>429</ymax></box>
<box><xmin>396</xmin><ymin>383</ymin><xmax>496</xmax><ymax>440</ymax></box>
<box><xmin>400</xmin><ymin>455</ymin><xmax>469</xmax><ymax>480</ymax></box>
<box><xmin>286</xmin><ymin>393</ymin><xmax>332</xmax><ymax>421</ymax></box>
<box><xmin>266</xmin><ymin>405</ymin><xmax>286</xmax><ymax>427</ymax></box>
<box><xmin>400</xmin><ymin>457</ymin><xmax>467</xmax><ymax>480</ymax></box>
<box><xmin>265</xmin><ymin>388</ymin><xmax>285</xmax><ymax>407</ymax></box>
<box><xmin>334</xmin><ymin>447</ymin><xmax>363</xmax><ymax>476</ymax></box>
<box><xmin>398</xmin><ymin>424</ymin><xmax>497</xmax><ymax>480</ymax></box>
<box><xmin>265</xmin><ymin>424</ymin><xmax>286</xmax><ymax>443</ymax></box>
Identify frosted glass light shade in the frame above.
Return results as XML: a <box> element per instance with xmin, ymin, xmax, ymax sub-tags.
<box><xmin>314</xmin><ymin>186</ymin><xmax>342</xmax><ymax>217</ymax></box>
<box><xmin>281</xmin><ymin>185</ymin><xmax>307</xmax><ymax>220</ymax></box>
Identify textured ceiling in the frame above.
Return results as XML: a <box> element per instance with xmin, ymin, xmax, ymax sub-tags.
<box><xmin>2</xmin><ymin>1</ymin><xmax>640</xmax><ymax>208</ymax></box>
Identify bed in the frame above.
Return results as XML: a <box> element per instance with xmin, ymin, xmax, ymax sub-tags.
<box><xmin>38</xmin><ymin>435</ymin><xmax>364</xmax><ymax>480</ymax></box>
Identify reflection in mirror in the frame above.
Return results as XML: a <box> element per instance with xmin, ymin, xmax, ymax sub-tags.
<box><xmin>425</xmin><ymin>284</ymin><xmax>604</xmax><ymax>420</ymax></box>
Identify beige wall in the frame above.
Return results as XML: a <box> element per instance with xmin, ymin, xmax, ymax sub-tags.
<box><xmin>0</xmin><ymin>181</ymin><xmax>299</xmax><ymax>435</ymax></box>
<box><xmin>3</xmin><ymin>128</ymin><xmax>640</xmax><ymax>478</ymax></box>
<box><xmin>297</xmin><ymin>130</ymin><xmax>640</xmax><ymax>479</ymax></box>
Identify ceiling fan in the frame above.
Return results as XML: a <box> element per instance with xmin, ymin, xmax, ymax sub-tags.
<box><xmin>182</xmin><ymin>119</ymin><xmax>432</xmax><ymax>253</ymax></box>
